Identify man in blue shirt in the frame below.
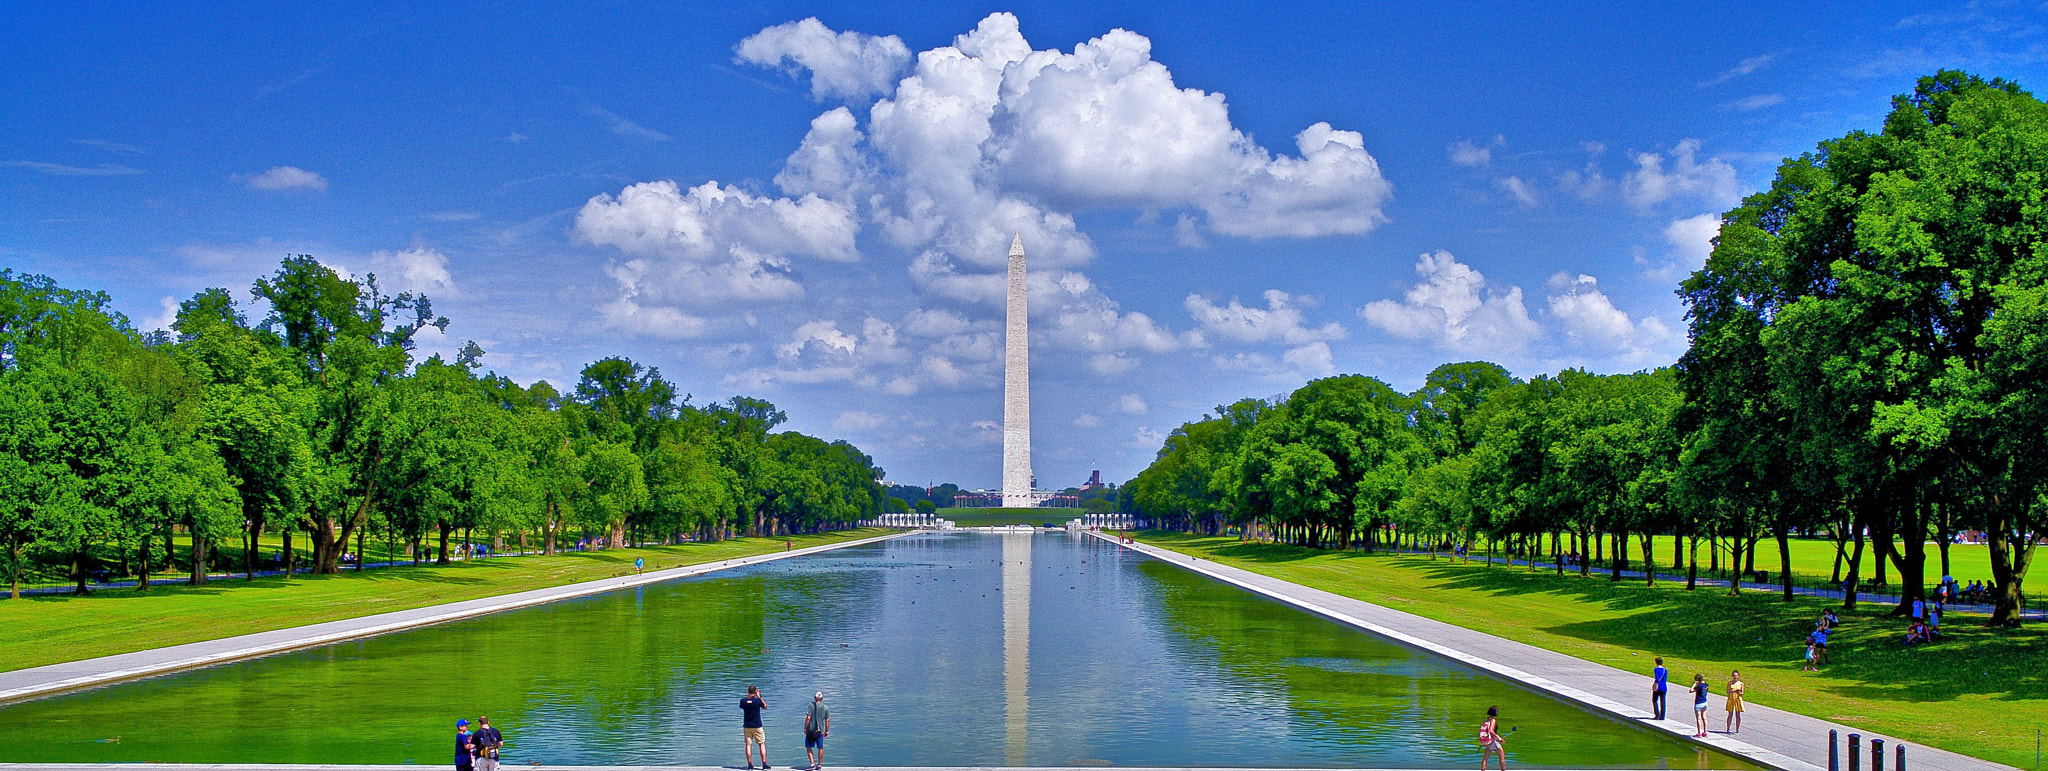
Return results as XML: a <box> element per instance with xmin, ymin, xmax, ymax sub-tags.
<box><xmin>1651</xmin><ymin>658</ymin><xmax>1668</xmax><ymax>720</ymax></box>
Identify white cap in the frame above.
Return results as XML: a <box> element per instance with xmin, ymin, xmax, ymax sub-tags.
<box><xmin>815</xmin><ymin>692</ymin><xmax>824</xmax><ymax>700</ymax></box>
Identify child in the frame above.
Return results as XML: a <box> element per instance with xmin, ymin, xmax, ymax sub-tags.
<box><xmin>1803</xmin><ymin>642</ymin><xmax>1816</xmax><ymax>672</ymax></box>
<box><xmin>1479</xmin><ymin>706</ymin><xmax>1507</xmax><ymax>771</ymax></box>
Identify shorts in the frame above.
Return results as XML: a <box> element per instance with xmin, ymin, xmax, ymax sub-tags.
<box><xmin>745</xmin><ymin>727</ymin><xmax>765</xmax><ymax>745</ymax></box>
<box><xmin>1694</xmin><ymin>703</ymin><xmax>1708</xmax><ymax>712</ymax></box>
<box><xmin>806</xmin><ymin>732</ymin><xmax>825</xmax><ymax>750</ymax></box>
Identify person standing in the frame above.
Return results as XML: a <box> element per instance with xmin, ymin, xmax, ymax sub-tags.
<box><xmin>1723</xmin><ymin>672</ymin><xmax>1744</xmax><ymax>734</ymax></box>
<box><xmin>1478</xmin><ymin>706</ymin><xmax>1506</xmax><ymax>771</ymax></box>
<box><xmin>742</xmin><ymin>685</ymin><xmax>770</xmax><ymax>769</ymax></box>
<box><xmin>474</xmin><ymin>716</ymin><xmax>502</xmax><ymax>771</ymax></box>
<box><xmin>454</xmin><ymin>719</ymin><xmax>476</xmax><ymax>771</ymax></box>
<box><xmin>1650</xmin><ymin>658</ymin><xmax>1669</xmax><ymax>720</ymax></box>
<box><xmin>804</xmin><ymin>691</ymin><xmax>831</xmax><ymax>770</ymax></box>
<box><xmin>1690</xmin><ymin>674</ymin><xmax>1711</xmax><ymax>738</ymax></box>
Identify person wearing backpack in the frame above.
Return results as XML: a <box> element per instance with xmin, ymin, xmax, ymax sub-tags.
<box><xmin>1479</xmin><ymin>706</ymin><xmax>1506</xmax><ymax>770</ymax></box>
<box><xmin>804</xmin><ymin>691</ymin><xmax>831</xmax><ymax>770</ymax></box>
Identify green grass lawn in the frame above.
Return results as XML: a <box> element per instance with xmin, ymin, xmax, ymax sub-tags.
<box><xmin>0</xmin><ymin>528</ymin><xmax>893</xmax><ymax>673</ymax></box>
<box><xmin>1132</xmin><ymin>531</ymin><xmax>2045</xmax><ymax>770</ymax></box>
<box><xmin>938</xmin><ymin>507</ymin><xmax>1075</xmax><ymax>527</ymax></box>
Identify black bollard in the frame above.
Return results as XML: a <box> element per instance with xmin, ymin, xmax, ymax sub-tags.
<box><xmin>1849</xmin><ymin>734</ymin><xmax>1862</xmax><ymax>771</ymax></box>
<box><xmin>1896</xmin><ymin>743</ymin><xmax>1905</xmax><ymax>771</ymax></box>
<box><xmin>1830</xmin><ymin>731</ymin><xmax>1840</xmax><ymax>771</ymax></box>
<box><xmin>1873</xmin><ymin>739</ymin><xmax>1886</xmax><ymax>771</ymax></box>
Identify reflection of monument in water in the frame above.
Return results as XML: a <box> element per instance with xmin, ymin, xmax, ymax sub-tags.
<box><xmin>1002</xmin><ymin>234</ymin><xmax>1053</xmax><ymax>509</ymax></box>
<box><xmin>1000</xmin><ymin>530</ymin><xmax>1030</xmax><ymax>764</ymax></box>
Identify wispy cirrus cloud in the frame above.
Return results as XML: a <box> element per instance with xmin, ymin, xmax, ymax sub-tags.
<box><xmin>6</xmin><ymin>160</ymin><xmax>144</xmax><ymax>176</ymax></box>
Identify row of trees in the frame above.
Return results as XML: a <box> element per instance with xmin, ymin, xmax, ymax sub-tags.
<box><xmin>1126</xmin><ymin>71</ymin><xmax>2047</xmax><ymax>626</ymax></box>
<box><xmin>0</xmin><ymin>256</ymin><xmax>887</xmax><ymax>597</ymax></box>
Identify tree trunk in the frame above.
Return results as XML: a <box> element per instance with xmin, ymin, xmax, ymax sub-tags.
<box><xmin>135</xmin><ymin>533</ymin><xmax>152</xmax><ymax>592</ymax></box>
<box><xmin>437</xmin><ymin>523</ymin><xmax>453</xmax><ymax>566</ymax></box>
<box><xmin>283</xmin><ymin>525</ymin><xmax>295</xmax><ymax>578</ymax></box>
<box><xmin>1728</xmin><ymin>535</ymin><xmax>1743</xmax><ymax>595</ymax></box>
<box><xmin>73</xmin><ymin>545</ymin><xmax>90</xmax><ymax>595</ymax></box>
<box><xmin>1843</xmin><ymin>520</ymin><xmax>1866</xmax><ymax>610</ymax></box>
<box><xmin>1610</xmin><ymin>530</ymin><xmax>1624</xmax><ymax>582</ymax></box>
<box><xmin>188</xmin><ymin>535</ymin><xmax>207</xmax><ymax>586</ymax></box>
<box><xmin>1687</xmin><ymin>535</ymin><xmax>1699</xmax><ymax>591</ymax></box>
<box><xmin>1777</xmin><ymin>525</ymin><xmax>1795</xmax><ymax>602</ymax></box>
<box><xmin>357</xmin><ymin>527</ymin><xmax>367</xmax><ymax>571</ymax></box>
<box><xmin>1640</xmin><ymin>532</ymin><xmax>1655</xmax><ymax>586</ymax></box>
<box><xmin>246</xmin><ymin>517</ymin><xmax>263</xmax><ymax>580</ymax></box>
<box><xmin>8</xmin><ymin>536</ymin><xmax>21</xmax><ymax>599</ymax></box>
<box><xmin>1987</xmin><ymin>525</ymin><xmax>2035</xmax><ymax>627</ymax></box>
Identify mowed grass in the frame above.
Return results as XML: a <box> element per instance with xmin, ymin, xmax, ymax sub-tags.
<box><xmin>0</xmin><ymin>528</ymin><xmax>893</xmax><ymax>673</ymax></box>
<box><xmin>1133</xmin><ymin>531</ymin><xmax>2047</xmax><ymax>770</ymax></box>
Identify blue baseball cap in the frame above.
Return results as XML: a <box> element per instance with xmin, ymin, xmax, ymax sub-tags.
<box><xmin>457</xmin><ymin>719</ymin><xmax>469</xmax><ymax>727</ymax></box>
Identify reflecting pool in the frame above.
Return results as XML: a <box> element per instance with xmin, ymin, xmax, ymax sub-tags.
<box><xmin>0</xmin><ymin>532</ymin><xmax>1758</xmax><ymax>768</ymax></box>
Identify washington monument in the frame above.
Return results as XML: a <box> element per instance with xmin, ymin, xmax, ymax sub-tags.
<box><xmin>1002</xmin><ymin>233</ymin><xmax>1034</xmax><ymax>508</ymax></box>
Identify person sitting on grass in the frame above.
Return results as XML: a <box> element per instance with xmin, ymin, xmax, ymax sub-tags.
<box><xmin>1902</xmin><ymin>621</ymin><xmax>1930</xmax><ymax>646</ymax></box>
<box><xmin>1822</xmin><ymin>609</ymin><xmax>1839</xmax><ymax>630</ymax></box>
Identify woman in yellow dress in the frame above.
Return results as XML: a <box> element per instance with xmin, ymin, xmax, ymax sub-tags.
<box><xmin>1724</xmin><ymin>670</ymin><xmax>1745</xmax><ymax>734</ymax></box>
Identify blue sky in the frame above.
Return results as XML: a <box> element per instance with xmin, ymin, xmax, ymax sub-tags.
<box><xmin>5</xmin><ymin>1</ymin><xmax>2047</xmax><ymax>490</ymax></box>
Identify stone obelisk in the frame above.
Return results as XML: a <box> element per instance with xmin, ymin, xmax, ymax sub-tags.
<box><xmin>1001</xmin><ymin>234</ymin><xmax>1033</xmax><ymax>509</ymax></box>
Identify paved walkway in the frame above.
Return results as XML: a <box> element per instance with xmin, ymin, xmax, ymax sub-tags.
<box><xmin>0</xmin><ymin>766</ymin><xmax>1684</xmax><ymax>771</ymax></box>
<box><xmin>1091</xmin><ymin>531</ymin><xmax>2013</xmax><ymax>771</ymax></box>
<box><xmin>0</xmin><ymin>531</ymin><xmax>911</xmax><ymax>706</ymax></box>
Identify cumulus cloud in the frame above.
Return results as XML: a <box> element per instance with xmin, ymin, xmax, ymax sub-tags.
<box><xmin>1359</xmin><ymin>251</ymin><xmax>1541</xmax><ymax>354</ymax></box>
<box><xmin>736</xmin><ymin>17</ymin><xmax>912</xmax><ymax>101</ymax></box>
<box><xmin>1283</xmin><ymin>341</ymin><xmax>1336</xmax><ymax>376</ymax></box>
<box><xmin>1185</xmin><ymin>289</ymin><xmax>1344</xmax><ymax>345</ymax></box>
<box><xmin>1073</xmin><ymin>414</ymin><xmax>1102</xmax><ymax>428</ymax></box>
<box><xmin>1544</xmin><ymin>273</ymin><xmax>1679</xmax><ymax>361</ymax></box>
<box><xmin>368</xmin><ymin>246</ymin><xmax>459</xmax><ymax>297</ymax></box>
<box><xmin>1448</xmin><ymin>139</ymin><xmax>1492</xmax><ymax>167</ymax></box>
<box><xmin>1620</xmin><ymin>139</ymin><xmax>1738</xmax><ymax>211</ymax></box>
<box><xmin>732</xmin><ymin>314</ymin><xmax>996</xmax><ymax>395</ymax></box>
<box><xmin>587</xmin><ymin>13</ymin><xmax>1391</xmax><ymax>371</ymax></box>
<box><xmin>1117</xmin><ymin>393</ymin><xmax>1148</xmax><ymax>414</ymax></box>
<box><xmin>237</xmin><ymin>166</ymin><xmax>327</xmax><ymax>192</ymax></box>
<box><xmin>1663</xmin><ymin>213</ymin><xmax>1722</xmax><ymax>270</ymax></box>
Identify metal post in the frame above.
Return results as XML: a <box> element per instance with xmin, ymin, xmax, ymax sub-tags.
<box><xmin>1830</xmin><ymin>731</ymin><xmax>1840</xmax><ymax>771</ymax></box>
<box><xmin>1873</xmin><ymin>739</ymin><xmax>1885</xmax><ymax>771</ymax></box>
<box><xmin>1849</xmin><ymin>734</ymin><xmax>1862</xmax><ymax>771</ymax></box>
<box><xmin>1896</xmin><ymin>743</ymin><xmax>1905</xmax><ymax>771</ymax></box>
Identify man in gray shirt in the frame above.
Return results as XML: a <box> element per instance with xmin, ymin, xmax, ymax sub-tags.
<box><xmin>804</xmin><ymin>692</ymin><xmax>830</xmax><ymax>771</ymax></box>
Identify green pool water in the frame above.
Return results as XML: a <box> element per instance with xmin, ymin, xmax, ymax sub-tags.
<box><xmin>0</xmin><ymin>531</ymin><xmax>1759</xmax><ymax>768</ymax></box>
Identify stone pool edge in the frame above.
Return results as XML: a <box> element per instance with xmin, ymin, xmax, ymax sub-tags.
<box><xmin>1089</xmin><ymin>530</ymin><xmax>2004</xmax><ymax>771</ymax></box>
<box><xmin>0</xmin><ymin>531</ymin><xmax>916</xmax><ymax>707</ymax></box>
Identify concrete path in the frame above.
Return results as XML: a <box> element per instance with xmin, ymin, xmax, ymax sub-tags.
<box><xmin>0</xmin><ymin>767</ymin><xmax>1684</xmax><ymax>771</ymax></box>
<box><xmin>1091</xmin><ymin>531</ymin><xmax>2012</xmax><ymax>771</ymax></box>
<box><xmin>0</xmin><ymin>532</ymin><xmax>911</xmax><ymax>707</ymax></box>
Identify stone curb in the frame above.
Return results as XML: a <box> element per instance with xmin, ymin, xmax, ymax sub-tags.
<box><xmin>0</xmin><ymin>532</ymin><xmax>913</xmax><ymax>707</ymax></box>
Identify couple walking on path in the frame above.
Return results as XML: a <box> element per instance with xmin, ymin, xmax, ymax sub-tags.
<box><xmin>1651</xmin><ymin>657</ymin><xmax>1745</xmax><ymax>738</ymax></box>
<box><xmin>743</xmin><ymin>685</ymin><xmax>831</xmax><ymax>771</ymax></box>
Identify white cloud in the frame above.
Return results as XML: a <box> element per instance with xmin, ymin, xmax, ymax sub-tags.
<box><xmin>1448</xmin><ymin>137</ymin><xmax>1498</xmax><ymax>167</ymax></box>
<box><xmin>1620</xmin><ymin>139</ymin><xmax>1738</xmax><ymax>211</ymax></box>
<box><xmin>1073</xmin><ymin>414</ymin><xmax>1102</xmax><ymax>428</ymax></box>
<box><xmin>596</xmin><ymin>297</ymin><xmax>708</xmax><ymax>340</ymax></box>
<box><xmin>1283</xmin><ymin>341</ymin><xmax>1336</xmax><ymax>376</ymax></box>
<box><xmin>143</xmin><ymin>296</ymin><xmax>178</xmax><ymax>333</ymax></box>
<box><xmin>1700</xmin><ymin>54</ymin><xmax>1773</xmax><ymax>87</ymax></box>
<box><xmin>1129</xmin><ymin>426</ymin><xmax>1166</xmax><ymax>449</ymax></box>
<box><xmin>1184</xmin><ymin>289</ymin><xmax>1344</xmax><ymax>345</ymax></box>
<box><xmin>1543</xmin><ymin>273</ymin><xmax>1680</xmax><ymax>363</ymax></box>
<box><xmin>426</xmin><ymin>211</ymin><xmax>479</xmax><ymax>222</ymax></box>
<box><xmin>368</xmin><ymin>246</ymin><xmax>458</xmax><ymax>297</ymax></box>
<box><xmin>1497</xmin><ymin>175</ymin><xmax>1539</xmax><ymax>206</ymax></box>
<box><xmin>76</xmin><ymin>139</ymin><xmax>144</xmax><ymax>156</ymax></box>
<box><xmin>1724</xmin><ymin>93</ymin><xmax>1786</xmax><ymax>111</ymax></box>
<box><xmin>1359</xmin><ymin>251</ymin><xmax>1541</xmax><ymax>354</ymax></box>
<box><xmin>832</xmin><ymin>410</ymin><xmax>889</xmax><ymax>431</ymax></box>
<box><xmin>576</xmin><ymin>180</ymin><xmax>858</xmax><ymax>262</ymax></box>
<box><xmin>6</xmin><ymin>160</ymin><xmax>144</xmax><ymax>176</ymax></box>
<box><xmin>1663</xmin><ymin>213</ymin><xmax>1722</xmax><ymax>271</ymax></box>
<box><xmin>238</xmin><ymin>166</ymin><xmax>327</xmax><ymax>192</ymax></box>
<box><xmin>1089</xmin><ymin>353</ymin><xmax>1138</xmax><ymax>375</ymax></box>
<box><xmin>735</xmin><ymin>17</ymin><xmax>912</xmax><ymax>101</ymax></box>
<box><xmin>1117</xmin><ymin>393</ymin><xmax>1148</xmax><ymax>414</ymax></box>
<box><xmin>1558</xmin><ymin>142</ymin><xmax>1608</xmax><ymax>201</ymax></box>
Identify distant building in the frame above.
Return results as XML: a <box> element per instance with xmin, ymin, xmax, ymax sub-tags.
<box><xmin>1081</xmin><ymin>469</ymin><xmax>1105</xmax><ymax>491</ymax></box>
